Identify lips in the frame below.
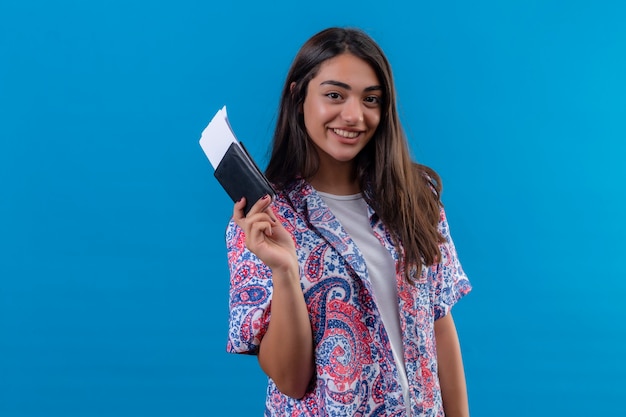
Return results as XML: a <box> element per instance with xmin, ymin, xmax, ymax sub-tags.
<box><xmin>332</xmin><ymin>128</ymin><xmax>361</xmax><ymax>139</ymax></box>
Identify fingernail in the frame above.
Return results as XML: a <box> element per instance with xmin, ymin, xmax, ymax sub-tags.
<box><xmin>262</xmin><ymin>195</ymin><xmax>270</xmax><ymax>200</ymax></box>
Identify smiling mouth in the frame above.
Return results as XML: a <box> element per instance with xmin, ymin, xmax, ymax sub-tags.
<box><xmin>332</xmin><ymin>128</ymin><xmax>360</xmax><ymax>139</ymax></box>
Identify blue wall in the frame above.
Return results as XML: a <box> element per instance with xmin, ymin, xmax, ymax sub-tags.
<box><xmin>1</xmin><ymin>1</ymin><xmax>625</xmax><ymax>416</ymax></box>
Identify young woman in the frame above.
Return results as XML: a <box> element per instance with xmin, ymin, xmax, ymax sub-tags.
<box><xmin>226</xmin><ymin>27</ymin><xmax>472</xmax><ymax>417</ymax></box>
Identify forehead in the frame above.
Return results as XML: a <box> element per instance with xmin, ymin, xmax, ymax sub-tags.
<box><xmin>313</xmin><ymin>53</ymin><xmax>380</xmax><ymax>87</ymax></box>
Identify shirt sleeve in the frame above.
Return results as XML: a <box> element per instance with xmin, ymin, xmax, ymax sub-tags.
<box><xmin>225</xmin><ymin>219</ymin><xmax>273</xmax><ymax>355</ymax></box>
<box><xmin>431</xmin><ymin>207</ymin><xmax>472</xmax><ymax>320</ymax></box>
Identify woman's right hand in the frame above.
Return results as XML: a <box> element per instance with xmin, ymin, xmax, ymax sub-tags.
<box><xmin>234</xmin><ymin>195</ymin><xmax>313</xmax><ymax>399</ymax></box>
<box><xmin>233</xmin><ymin>195</ymin><xmax>298</xmax><ymax>274</ymax></box>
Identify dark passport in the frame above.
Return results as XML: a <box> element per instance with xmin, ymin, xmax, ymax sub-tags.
<box><xmin>213</xmin><ymin>141</ymin><xmax>276</xmax><ymax>215</ymax></box>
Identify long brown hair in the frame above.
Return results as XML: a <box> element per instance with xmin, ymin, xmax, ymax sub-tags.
<box><xmin>265</xmin><ymin>27</ymin><xmax>444</xmax><ymax>282</ymax></box>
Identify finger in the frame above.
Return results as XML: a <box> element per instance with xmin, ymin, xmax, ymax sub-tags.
<box><xmin>263</xmin><ymin>204</ymin><xmax>278</xmax><ymax>224</ymax></box>
<box><xmin>233</xmin><ymin>197</ymin><xmax>247</xmax><ymax>225</ymax></box>
<box><xmin>243</xmin><ymin>209</ymin><xmax>278</xmax><ymax>232</ymax></box>
<box><xmin>247</xmin><ymin>221</ymin><xmax>274</xmax><ymax>246</ymax></box>
<box><xmin>247</xmin><ymin>194</ymin><xmax>273</xmax><ymax>217</ymax></box>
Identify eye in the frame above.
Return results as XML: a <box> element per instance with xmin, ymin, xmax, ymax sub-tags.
<box><xmin>364</xmin><ymin>95</ymin><xmax>381</xmax><ymax>106</ymax></box>
<box><xmin>325</xmin><ymin>92</ymin><xmax>342</xmax><ymax>100</ymax></box>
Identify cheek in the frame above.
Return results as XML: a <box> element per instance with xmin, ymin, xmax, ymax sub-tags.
<box><xmin>369</xmin><ymin>112</ymin><xmax>381</xmax><ymax>129</ymax></box>
<box><xmin>303</xmin><ymin>101</ymin><xmax>332</xmax><ymax>129</ymax></box>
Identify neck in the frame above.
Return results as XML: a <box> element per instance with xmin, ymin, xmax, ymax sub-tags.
<box><xmin>308</xmin><ymin>161</ymin><xmax>360</xmax><ymax>195</ymax></box>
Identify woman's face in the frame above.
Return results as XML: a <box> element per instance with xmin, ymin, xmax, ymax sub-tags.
<box><xmin>302</xmin><ymin>53</ymin><xmax>382</xmax><ymax>170</ymax></box>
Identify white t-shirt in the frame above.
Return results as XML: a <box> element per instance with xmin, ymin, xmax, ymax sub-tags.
<box><xmin>318</xmin><ymin>191</ymin><xmax>411</xmax><ymax>414</ymax></box>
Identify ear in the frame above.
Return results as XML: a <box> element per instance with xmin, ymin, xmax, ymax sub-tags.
<box><xmin>290</xmin><ymin>82</ymin><xmax>304</xmax><ymax>113</ymax></box>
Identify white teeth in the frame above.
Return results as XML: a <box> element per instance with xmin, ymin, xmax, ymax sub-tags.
<box><xmin>333</xmin><ymin>128</ymin><xmax>359</xmax><ymax>138</ymax></box>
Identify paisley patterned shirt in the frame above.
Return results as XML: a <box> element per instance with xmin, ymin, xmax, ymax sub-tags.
<box><xmin>226</xmin><ymin>179</ymin><xmax>471</xmax><ymax>416</ymax></box>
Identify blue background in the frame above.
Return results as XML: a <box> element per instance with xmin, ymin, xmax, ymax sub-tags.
<box><xmin>1</xmin><ymin>0</ymin><xmax>625</xmax><ymax>416</ymax></box>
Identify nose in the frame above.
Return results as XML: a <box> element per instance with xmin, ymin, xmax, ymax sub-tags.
<box><xmin>341</xmin><ymin>98</ymin><xmax>364</xmax><ymax>125</ymax></box>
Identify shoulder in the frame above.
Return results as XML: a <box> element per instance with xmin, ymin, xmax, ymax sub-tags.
<box><xmin>272</xmin><ymin>177</ymin><xmax>315</xmax><ymax>213</ymax></box>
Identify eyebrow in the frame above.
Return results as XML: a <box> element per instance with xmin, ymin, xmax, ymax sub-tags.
<box><xmin>320</xmin><ymin>80</ymin><xmax>382</xmax><ymax>92</ymax></box>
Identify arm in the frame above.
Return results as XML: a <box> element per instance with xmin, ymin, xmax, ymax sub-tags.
<box><xmin>233</xmin><ymin>196</ymin><xmax>314</xmax><ymax>399</ymax></box>
<box><xmin>435</xmin><ymin>312</ymin><xmax>469</xmax><ymax>417</ymax></box>
<box><xmin>257</xmin><ymin>260</ymin><xmax>314</xmax><ymax>398</ymax></box>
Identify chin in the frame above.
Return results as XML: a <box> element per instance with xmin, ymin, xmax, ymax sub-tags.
<box><xmin>332</xmin><ymin>153</ymin><xmax>360</xmax><ymax>163</ymax></box>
